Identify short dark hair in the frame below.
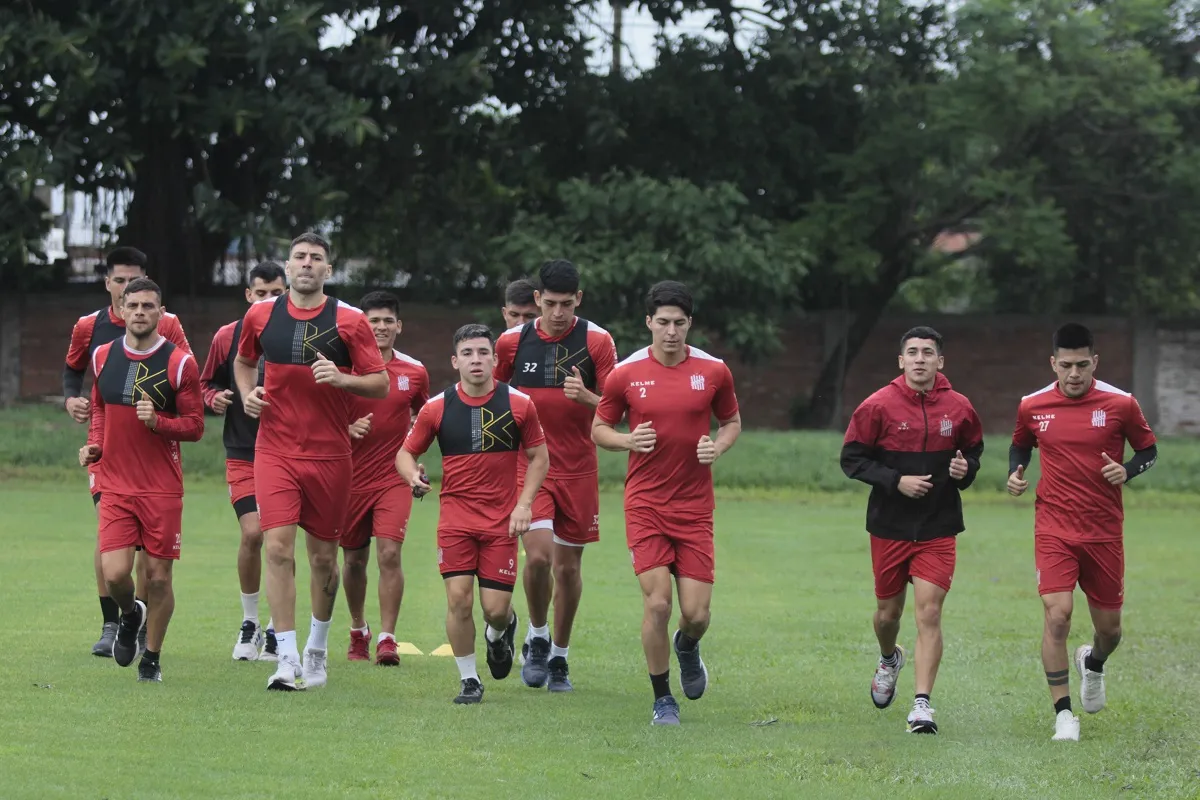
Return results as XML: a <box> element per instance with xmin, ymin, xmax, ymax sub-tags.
<box><xmin>900</xmin><ymin>326</ymin><xmax>943</xmax><ymax>355</ymax></box>
<box><xmin>452</xmin><ymin>323</ymin><xmax>495</xmax><ymax>353</ymax></box>
<box><xmin>538</xmin><ymin>259</ymin><xmax>579</xmax><ymax>295</ymax></box>
<box><xmin>105</xmin><ymin>247</ymin><xmax>147</xmax><ymax>273</ymax></box>
<box><xmin>248</xmin><ymin>261</ymin><xmax>286</xmax><ymax>287</ymax></box>
<box><xmin>645</xmin><ymin>280</ymin><xmax>693</xmax><ymax>317</ymax></box>
<box><xmin>290</xmin><ymin>231</ymin><xmax>331</xmax><ymax>258</ymax></box>
<box><xmin>122</xmin><ymin>277</ymin><xmax>162</xmax><ymax>304</ymax></box>
<box><xmin>504</xmin><ymin>278</ymin><xmax>537</xmax><ymax>307</ymax></box>
<box><xmin>360</xmin><ymin>290</ymin><xmax>400</xmax><ymax>317</ymax></box>
<box><xmin>1053</xmin><ymin>322</ymin><xmax>1094</xmax><ymax>353</ymax></box>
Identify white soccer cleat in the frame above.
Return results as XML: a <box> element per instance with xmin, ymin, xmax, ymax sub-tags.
<box><xmin>302</xmin><ymin>648</ymin><xmax>328</xmax><ymax>689</ymax></box>
<box><xmin>871</xmin><ymin>644</ymin><xmax>906</xmax><ymax>709</ymax></box>
<box><xmin>1052</xmin><ymin>708</ymin><xmax>1080</xmax><ymax>741</ymax></box>
<box><xmin>1075</xmin><ymin>644</ymin><xmax>1107</xmax><ymax>714</ymax></box>
<box><xmin>232</xmin><ymin>620</ymin><xmax>264</xmax><ymax>661</ymax></box>
<box><xmin>267</xmin><ymin>654</ymin><xmax>305</xmax><ymax>691</ymax></box>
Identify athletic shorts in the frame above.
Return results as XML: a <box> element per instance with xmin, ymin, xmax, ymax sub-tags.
<box><xmin>526</xmin><ymin>474</ymin><xmax>600</xmax><ymax>546</ymax></box>
<box><xmin>98</xmin><ymin>494</ymin><xmax>183</xmax><ymax>561</ymax></box>
<box><xmin>1035</xmin><ymin>535</ymin><xmax>1124</xmax><ymax>610</ymax></box>
<box><xmin>625</xmin><ymin>506</ymin><xmax>715</xmax><ymax>584</ymax></box>
<box><xmin>254</xmin><ymin>451</ymin><xmax>351</xmax><ymax>542</ymax></box>
<box><xmin>437</xmin><ymin>529</ymin><xmax>518</xmax><ymax>590</ymax></box>
<box><xmin>89</xmin><ymin>468</ymin><xmax>101</xmax><ymax>505</ymax></box>
<box><xmin>341</xmin><ymin>483</ymin><xmax>413</xmax><ymax>550</ymax></box>
<box><xmin>225</xmin><ymin>458</ymin><xmax>258</xmax><ymax>519</ymax></box>
<box><xmin>870</xmin><ymin>535</ymin><xmax>956</xmax><ymax>598</ymax></box>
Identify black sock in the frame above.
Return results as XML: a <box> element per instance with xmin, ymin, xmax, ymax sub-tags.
<box><xmin>676</xmin><ymin>631</ymin><xmax>699</xmax><ymax>652</ymax></box>
<box><xmin>881</xmin><ymin>649</ymin><xmax>899</xmax><ymax>667</ymax></box>
<box><xmin>915</xmin><ymin>693</ymin><xmax>931</xmax><ymax>706</ymax></box>
<box><xmin>142</xmin><ymin>649</ymin><xmax>160</xmax><ymax>665</ymax></box>
<box><xmin>1084</xmin><ymin>648</ymin><xmax>1107</xmax><ymax>674</ymax></box>
<box><xmin>99</xmin><ymin>596</ymin><xmax>119</xmax><ymax>625</ymax></box>
<box><xmin>650</xmin><ymin>670</ymin><xmax>671</xmax><ymax>700</ymax></box>
<box><xmin>1054</xmin><ymin>696</ymin><xmax>1072</xmax><ymax>714</ymax></box>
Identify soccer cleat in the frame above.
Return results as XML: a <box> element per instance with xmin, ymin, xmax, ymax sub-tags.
<box><xmin>375</xmin><ymin>637</ymin><xmax>400</xmax><ymax>666</ymax></box>
<box><xmin>92</xmin><ymin>622</ymin><xmax>118</xmax><ymax>658</ymax></box>
<box><xmin>454</xmin><ymin>678</ymin><xmax>484</xmax><ymax>704</ymax></box>
<box><xmin>267</xmin><ymin>654</ymin><xmax>305</xmax><ymax>691</ymax></box>
<box><xmin>521</xmin><ymin>637</ymin><xmax>551</xmax><ymax>688</ymax></box>
<box><xmin>673</xmin><ymin>630</ymin><xmax>709</xmax><ymax>701</ymax></box>
<box><xmin>1052</xmin><ymin>708</ymin><xmax>1081</xmax><ymax>741</ymax></box>
<box><xmin>137</xmin><ymin>658</ymin><xmax>162</xmax><ymax>683</ymax></box>
<box><xmin>261</xmin><ymin>628</ymin><xmax>279</xmax><ymax>662</ymax></box>
<box><xmin>232</xmin><ymin>620</ymin><xmax>264</xmax><ymax>661</ymax></box>
<box><xmin>871</xmin><ymin>644</ymin><xmax>907</xmax><ymax>709</ymax></box>
<box><xmin>651</xmin><ymin>696</ymin><xmax>681</xmax><ymax>726</ymax></box>
<box><xmin>347</xmin><ymin>628</ymin><xmax>371</xmax><ymax>662</ymax></box>
<box><xmin>486</xmin><ymin>613</ymin><xmax>518</xmax><ymax>681</ymax></box>
<box><xmin>112</xmin><ymin>600</ymin><xmax>147</xmax><ymax>668</ymax></box>
<box><xmin>1075</xmin><ymin>644</ymin><xmax>1107</xmax><ymax>714</ymax></box>
<box><xmin>906</xmin><ymin>702</ymin><xmax>938</xmax><ymax>734</ymax></box>
<box><xmin>302</xmin><ymin>648</ymin><xmax>328</xmax><ymax>689</ymax></box>
<box><xmin>547</xmin><ymin>656</ymin><xmax>573</xmax><ymax>693</ymax></box>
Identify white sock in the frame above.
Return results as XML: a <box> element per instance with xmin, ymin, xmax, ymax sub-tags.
<box><xmin>550</xmin><ymin>643</ymin><xmax>569</xmax><ymax>660</ymax></box>
<box><xmin>378</xmin><ymin>632</ymin><xmax>395</xmax><ymax>643</ymax></box>
<box><xmin>455</xmin><ymin>654</ymin><xmax>479</xmax><ymax>681</ymax></box>
<box><xmin>351</xmin><ymin>624</ymin><xmax>369</xmax><ymax>635</ymax></box>
<box><xmin>308</xmin><ymin>616</ymin><xmax>331</xmax><ymax>652</ymax></box>
<box><xmin>526</xmin><ymin>623</ymin><xmax>549</xmax><ymax>643</ymax></box>
<box><xmin>485</xmin><ymin>624</ymin><xmax>503</xmax><ymax>643</ymax></box>
<box><xmin>240</xmin><ymin>592</ymin><xmax>259</xmax><ymax>624</ymax></box>
<box><xmin>276</xmin><ymin>630</ymin><xmax>299</xmax><ymax>661</ymax></box>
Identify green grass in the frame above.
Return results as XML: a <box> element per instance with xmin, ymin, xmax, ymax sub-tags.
<box><xmin>2</xmin><ymin>405</ymin><xmax>1199</xmax><ymax>798</ymax></box>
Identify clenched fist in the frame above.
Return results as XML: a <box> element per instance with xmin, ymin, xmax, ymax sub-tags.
<box><xmin>136</xmin><ymin>391</ymin><xmax>158</xmax><ymax>430</ymax></box>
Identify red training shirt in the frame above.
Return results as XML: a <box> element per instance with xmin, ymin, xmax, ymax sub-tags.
<box><xmin>350</xmin><ymin>350</ymin><xmax>430</xmax><ymax>492</ymax></box>
<box><xmin>66</xmin><ymin>306</ymin><xmax>192</xmax><ymax>373</ymax></box>
<box><xmin>595</xmin><ymin>346</ymin><xmax>740</xmax><ymax>516</ymax></box>
<box><xmin>1012</xmin><ymin>379</ymin><xmax>1157</xmax><ymax>542</ymax></box>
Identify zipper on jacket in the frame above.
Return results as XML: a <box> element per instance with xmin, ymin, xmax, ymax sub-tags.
<box><xmin>917</xmin><ymin>392</ymin><xmax>929</xmax><ymax>541</ymax></box>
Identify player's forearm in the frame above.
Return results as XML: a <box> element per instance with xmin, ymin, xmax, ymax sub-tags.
<box><xmin>1123</xmin><ymin>444</ymin><xmax>1158</xmax><ymax>483</ymax></box>
<box><xmin>591</xmin><ymin>421</ymin><xmax>631</xmax><ymax>452</ymax></box>
<box><xmin>577</xmin><ymin>388</ymin><xmax>600</xmax><ymax>409</ymax></box>
<box><xmin>519</xmin><ymin>449</ymin><xmax>550</xmax><ymax>507</ymax></box>
<box><xmin>341</xmin><ymin>371</ymin><xmax>388</xmax><ymax>399</ymax></box>
<box><xmin>713</xmin><ymin>417</ymin><xmax>741</xmax><ymax>458</ymax></box>
<box><xmin>154</xmin><ymin>410</ymin><xmax>205</xmax><ymax>442</ymax></box>
<box><xmin>840</xmin><ymin>443</ymin><xmax>901</xmax><ymax>492</ymax></box>
<box><xmin>63</xmin><ymin>366</ymin><xmax>85</xmax><ymax>400</ymax></box>
<box><xmin>201</xmin><ymin>382</ymin><xmax>225</xmax><ymax>410</ymax></box>
<box><xmin>1009</xmin><ymin>445</ymin><xmax>1033</xmax><ymax>475</ymax></box>
<box><xmin>233</xmin><ymin>357</ymin><xmax>258</xmax><ymax>399</ymax></box>
<box><xmin>395</xmin><ymin>449</ymin><xmax>420</xmax><ymax>483</ymax></box>
<box><xmin>88</xmin><ymin>388</ymin><xmax>105</xmax><ymax>450</ymax></box>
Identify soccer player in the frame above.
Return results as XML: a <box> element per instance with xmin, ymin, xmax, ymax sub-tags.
<box><xmin>1007</xmin><ymin>322</ymin><xmax>1158</xmax><ymax>742</ymax></box>
<box><xmin>341</xmin><ymin>290</ymin><xmax>430</xmax><ymax>665</ymax></box>
<box><xmin>591</xmin><ymin>281</ymin><xmax>742</xmax><ymax>726</ymax></box>
<box><xmin>501</xmin><ymin>278</ymin><xmax>540</xmax><ymax>329</ymax></box>
<box><xmin>199</xmin><ymin>261</ymin><xmax>287</xmax><ymax>661</ymax></box>
<box><xmin>397</xmin><ymin>323</ymin><xmax>550</xmax><ymax>704</ymax></box>
<box><xmin>840</xmin><ymin>326</ymin><xmax>985</xmax><ymax>735</ymax></box>
<box><xmin>78</xmin><ymin>277</ymin><xmax>204</xmax><ymax>682</ymax></box>
<box><xmin>234</xmin><ymin>232</ymin><xmax>388</xmax><ymax>691</ymax></box>
<box><xmin>63</xmin><ymin>246</ymin><xmax>192</xmax><ymax>657</ymax></box>
<box><xmin>494</xmin><ymin>259</ymin><xmax>619</xmax><ymax>691</ymax></box>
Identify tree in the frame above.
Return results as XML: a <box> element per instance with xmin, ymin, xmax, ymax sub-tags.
<box><xmin>0</xmin><ymin>131</ymin><xmax>54</xmax><ymax>289</ymax></box>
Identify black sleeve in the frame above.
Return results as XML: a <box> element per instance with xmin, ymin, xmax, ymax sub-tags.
<box><xmin>956</xmin><ymin>440</ymin><xmax>984</xmax><ymax>490</ymax></box>
<box><xmin>1009</xmin><ymin>444</ymin><xmax>1032</xmax><ymax>475</ymax></box>
<box><xmin>1123</xmin><ymin>444</ymin><xmax>1157</xmax><ymax>483</ymax></box>
<box><xmin>63</xmin><ymin>365</ymin><xmax>85</xmax><ymax>399</ymax></box>
<box><xmin>840</xmin><ymin>442</ymin><xmax>902</xmax><ymax>494</ymax></box>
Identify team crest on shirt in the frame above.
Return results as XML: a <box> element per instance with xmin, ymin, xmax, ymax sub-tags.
<box><xmin>397</xmin><ymin>375</ymin><xmax>410</xmax><ymax>391</ymax></box>
<box><xmin>939</xmin><ymin>417</ymin><xmax>953</xmax><ymax>437</ymax></box>
<box><xmin>690</xmin><ymin>374</ymin><xmax>706</xmax><ymax>391</ymax></box>
<box><xmin>897</xmin><ymin>421</ymin><xmax>909</xmax><ymax>432</ymax></box>
<box><xmin>1092</xmin><ymin>409</ymin><xmax>1107</xmax><ymax>428</ymax></box>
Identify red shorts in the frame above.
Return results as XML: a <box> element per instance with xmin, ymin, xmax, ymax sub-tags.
<box><xmin>870</xmin><ymin>535</ymin><xmax>956</xmax><ymax>598</ymax></box>
<box><xmin>341</xmin><ymin>484</ymin><xmax>413</xmax><ymax>550</ymax></box>
<box><xmin>226</xmin><ymin>458</ymin><xmax>256</xmax><ymax>505</ymax></box>
<box><xmin>1035</xmin><ymin>535</ymin><xmax>1124</xmax><ymax>610</ymax></box>
<box><xmin>98</xmin><ymin>494</ymin><xmax>183</xmax><ymax>561</ymax></box>
<box><xmin>254</xmin><ymin>452</ymin><xmax>351</xmax><ymax>541</ymax></box>
<box><xmin>527</xmin><ymin>474</ymin><xmax>601</xmax><ymax>546</ymax></box>
<box><xmin>437</xmin><ymin>529</ymin><xmax>518</xmax><ymax>589</ymax></box>
<box><xmin>625</xmin><ymin>506</ymin><xmax>715</xmax><ymax>584</ymax></box>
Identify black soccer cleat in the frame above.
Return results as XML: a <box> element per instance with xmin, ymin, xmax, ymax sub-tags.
<box><xmin>137</xmin><ymin>657</ymin><xmax>162</xmax><ymax>683</ymax></box>
<box><xmin>486</xmin><ymin>612</ymin><xmax>518</xmax><ymax>680</ymax></box>
<box><xmin>673</xmin><ymin>630</ymin><xmax>709</xmax><ymax>701</ymax></box>
<box><xmin>112</xmin><ymin>600</ymin><xmax>147</xmax><ymax>668</ymax></box>
<box><xmin>92</xmin><ymin>622</ymin><xmax>118</xmax><ymax>658</ymax></box>
<box><xmin>521</xmin><ymin>637</ymin><xmax>551</xmax><ymax>688</ymax></box>
<box><xmin>547</xmin><ymin>656</ymin><xmax>574</xmax><ymax>693</ymax></box>
<box><xmin>454</xmin><ymin>678</ymin><xmax>484</xmax><ymax>704</ymax></box>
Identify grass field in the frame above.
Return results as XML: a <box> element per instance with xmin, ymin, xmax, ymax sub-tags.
<box><xmin>2</xmin><ymin>405</ymin><xmax>1199</xmax><ymax>799</ymax></box>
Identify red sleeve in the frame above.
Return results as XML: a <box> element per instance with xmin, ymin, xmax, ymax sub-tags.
<box><xmin>1124</xmin><ymin>395</ymin><xmax>1157</xmax><ymax>450</ymax></box>
<box><xmin>843</xmin><ymin>399</ymin><xmax>882</xmax><ymax>446</ymax></box>
<box><xmin>153</xmin><ymin>353</ymin><xmax>205</xmax><ymax>442</ymax></box>
<box><xmin>712</xmin><ymin>363</ymin><xmax>740</xmax><ymax>422</ymax></box>
<box><xmin>65</xmin><ymin>315</ymin><xmax>96</xmax><ymax>371</ymax></box>
<box><xmin>588</xmin><ymin>331</ymin><xmax>619</xmax><ymax>394</ymax></box>
<box><xmin>161</xmin><ymin>314</ymin><xmax>193</xmax><ymax>354</ymax></box>
<box><xmin>515</xmin><ymin>394</ymin><xmax>547</xmax><ymax>449</ymax></box>
<box><xmin>340</xmin><ymin>312</ymin><xmax>386</xmax><ymax>376</ymax></box>
<box><xmin>237</xmin><ymin>303</ymin><xmax>268</xmax><ymax>361</ymax></box>
<box><xmin>595</xmin><ymin>366</ymin><xmax>629</xmax><ymax>425</ymax></box>
<box><xmin>200</xmin><ymin>326</ymin><xmax>232</xmax><ymax>410</ymax></box>
<box><xmin>402</xmin><ymin>399</ymin><xmax>441</xmax><ymax>456</ymax></box>
<box><xmin>1012</xmin><ymin>400</ymin><xmax>1036</xmax><ymax>449</ymax></box>
<box><xmin>493</xmin><ymin>330</ymin><xmax>517</xmax><ymax>382</ymax></box>
<box><xmin>957</xmin><ymin>402</ymin><xmax>984</xmax><ymax>449</ymax></box>
<box><xmin>87</xmin><ymin>344</ymin><xmax>111</xmax><ymax>451</ymax></box>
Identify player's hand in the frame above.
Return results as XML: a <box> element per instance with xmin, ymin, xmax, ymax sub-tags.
<box><xmin>1007</xmin><ymin>464</ymin><xmax>1029</xmax><ymax>497</ymax></box>
<box><xmin>1101</xmin><ymin>452</ymin><xmax>1127</xmax><ymax>485</ymax></box>
<box><xmin>349</xmin><ymin>413</ymin><xmax>373</xmax><ymax>440</ymax></box>
<box><xmin>211</xmin><ymin>389</ymin><xmax>234</xmax><ymax>415</ymax></box>
<box><xmin>243</xmin><ymin>386</ymin><xmax>269</xmax><ymax>418</ymax></box>
<box><xmin>410</xmin><ymin>463</ymin><xmax>432</xmax><ymax>498</ymax></box>
<box><xmin>563</xmin><ymin>366</ymin><xmax>587</xmax><ymax>404</ymax></box>
<box><xmin>509</xmin><ymin>503</ymin><xmax>532</xmax><ymax>537</ymax></box>
<box><xmin>898</xmin><ymin>474</ymin><xmax>933</xmax><ymax>498</ymax></box>
<box><xmin>136</xmin><ymin>391</ymin><xmax>158</xmax><ymax>430</ymax></box>
<box><xmin>78</xmin><ymin>444</ymin><xmax>101</xmax><ymax>466</ymax></box>
<box><xmin>311</xmin><ymin>351</ymin><xmax>344</xmax><ymax>387</ymax></box>
<box><xmin>627</xmin><ymin>421</ymin><xmax>656</xmax><ymax>453</ymax></box>
<box><xmin>697</xmin><ymin>434</ymin><xmax>718</xmax><ymax>465</ymax></box>
<box><xmin>949</xmin><ymin>449</ymin><xmax>969</xmax><ymax>480</ymax></box>
<box><xmin>65</xmin><ymin>396</ymin><xmax>91</xmax><ymax>423</ymax></box>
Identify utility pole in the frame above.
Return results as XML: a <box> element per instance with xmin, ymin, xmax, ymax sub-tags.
<box><xmin>612</xmin><ymin>1</ymin><xmax>624</xmax><ymax>75</ymax></box>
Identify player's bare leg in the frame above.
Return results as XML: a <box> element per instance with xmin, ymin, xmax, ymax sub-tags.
<box><xmin>1075</xmin><ymin>604</ymin><xmax>1121</xmax><ymax>715</ymax></box>
<box><xmin>301</xmin><ymin>533</ymin><xmax>340</xmax><ymax>689</ymax></box>
<box><xmin>638</xmin><ymin>567</ymin><xmax>680</xmax><ymax>725</ymax></box>
<box><xmin>91</xmin><ymin>503</ymin><xmax>119</xmax><ymax>656</ymax></box>
<box><xmin>138</xmin><ymin>557</ymin><xmax>174</xmax><ymax>682</ymax></box>
<box><xmin>1042</xmin><ymin>591</ymin><xmax>1079</xmax><ymax>740</ymax></box>
<box><xmin>673</xmin><ymin>576</ymin><xmax>712</xmax><ymax>703</ymax></box>
<box><xmin>546</xmin><ymin>542</ymin><xmax>584</xmax><ymax>692</ymax></box>
<box><xmin>100</xmin><ymin>547</ymin><xmax>146</xmax><ymax>670</ymax></box>
<box><xmin>481</xmin><ymin>586</ymin><xmax>518</xmax><ymax>685</ymax></box>
<box><xmin>233</xmin><ymin>511</ymin><xmax>267</xmax><ymax>661</ymax></box>
<box><xmin>445</xmin><ymin>576</ymin><xmax>483</xmax><ymax>703</ymax></box>
<box><xmin>341</xmin><ymin>544</ymin><xmax>372</xmax><ymax>661</ymax></box>
<box><xmin>870</xmin><ymin>591</ymin><xmax>907</xmax><ymax>709</ymax></box>
<box><xmin>906</xmin><ymin>578</ymin><xmax>945</xmax><ymax>734</ymax></box>
<box><xmin>375</xmin><ymin>538</ymin><xmax>404</xmax><ymax>666</ymax></box>
<box><xmin>263</xmin><ymin>524</ymin><xmax>304</xmax><ymax>690</ymax></box>
<box><xmin>519</xmin><ymin>528</ymin><xmax>554</xmax><ymax>687</ymax></box>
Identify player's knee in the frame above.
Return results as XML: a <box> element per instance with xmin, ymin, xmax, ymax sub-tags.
<box><xmin>526</xmin><ymin>548</ymin><xmax>552</xmax><ymax>573</ymax></box>
<box><xmin>1043</xmin><ymin>605</ymin><xmax>1072</xmax><ymax>640</ymax></box>
<box><xmin>265</xmin><ymin>538</ymin><xmax>294</xmax><ymax>569</ymax></box>
<box><xmin>145</xmin><ymin>572</ymin><xmax>171</xmax><ymax>597</ymax></box>
<box><xmin>875</xmin><ymin>601</ymin><xmax>903</xmax><ymax>626</ymax></box>
<box><xmin>240</xmin><ymin>527</ymin><xmax>264</xmax><ymax>551</ymax></box>
<box><xmin>915</xmin><ymin>601</ymin><xmax>942</xmax><ymax>630</ymax></box>
<box><xmin>643</xmin><ymin>593</ymin><xmax>672</xmax><ymax>624</ymax></box>
<box><xmin>680</xmin><ymin>606</ymin><xmax>710</xmax><ymax>631</ymax></box>
<box><xmin>377</xmin><ymin>548</ymin><xmax>401</xmax><ymax>572</ymax></box>
<box><xmin>308</xmin><ymin>548</ymin><xmax>338</xmax><ymax>575</ymax></box>
<box><xmin>552</xmin><ymin>558</ymin><xmax>580</xmax><ymax>585</ymax></box>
